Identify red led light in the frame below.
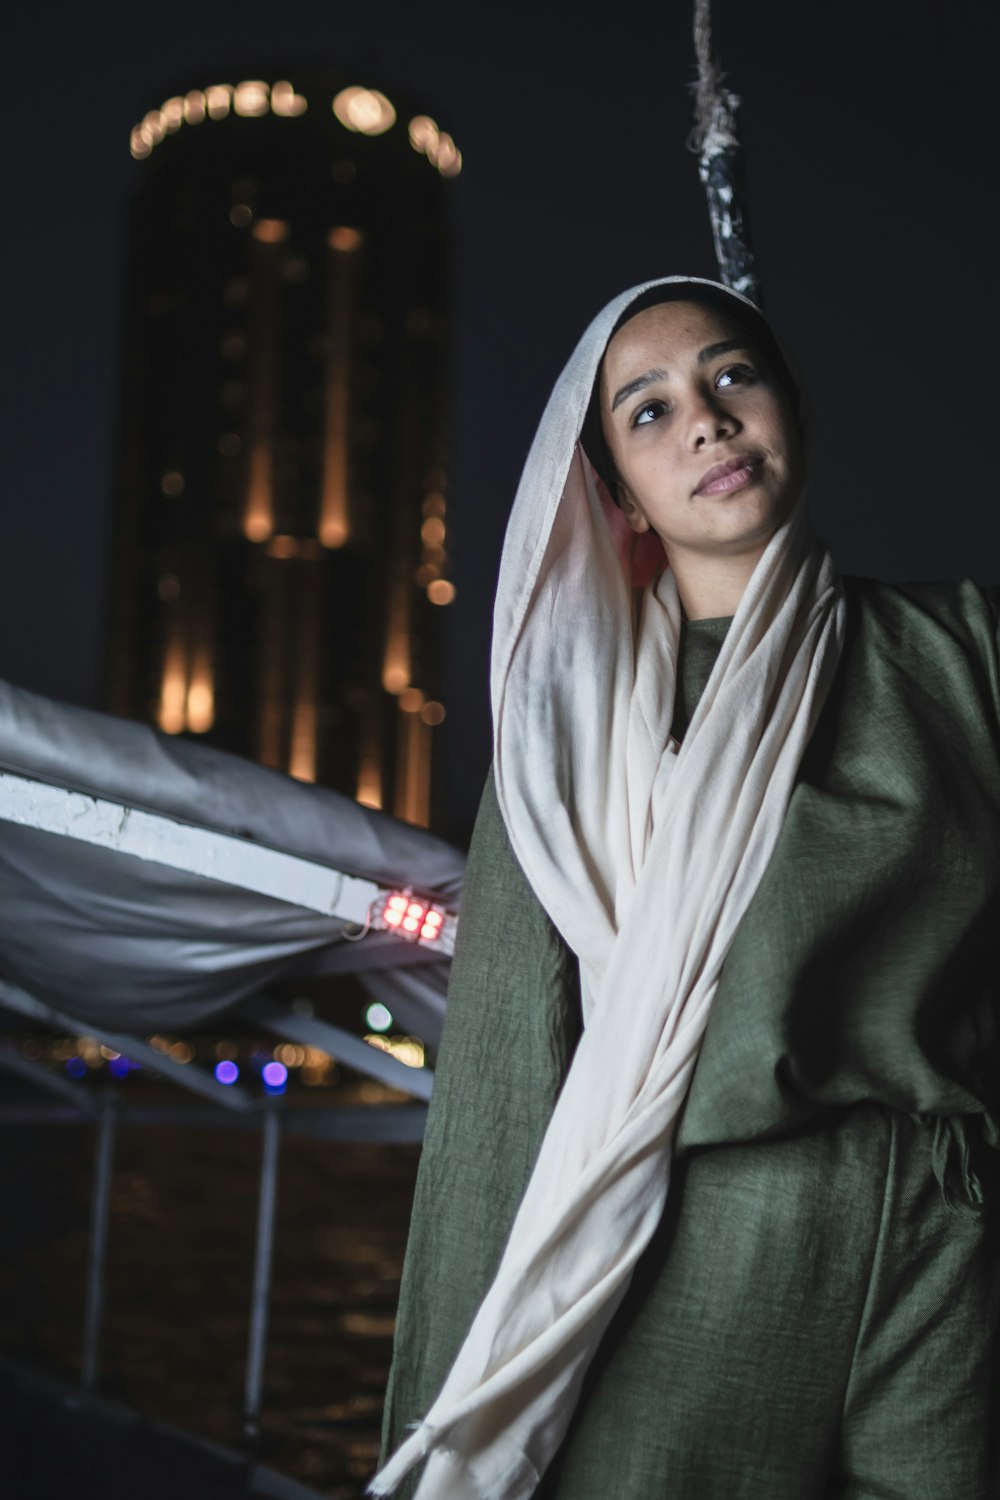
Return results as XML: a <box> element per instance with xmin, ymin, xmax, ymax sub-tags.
<box><xmin>388</xmin><ymin>895</ymin><xmax>408</xmax><ymax>912</ymax></box>
<box><xmin>402</xmin><ymin>916</ymin><xmax>420</xmax><ymax>933</ymax></box>
<box><xmin>424</xmin><ymin>910</ymin><xmax>443</xmax><ymax>928</ymax></box>
<box><xmin>407</xmin><ymin>902</ymin><xmax>425</xmax><ymax>918</ymax></box>
<box><xmin>420</xmin><ymin>922</ymin><xmax>440</xmax><ymax>941</ymax></box>
<box><xmin>385</xmin><ymin>908</ymin><xmax>403</xmax><ymax>927</ymax></box>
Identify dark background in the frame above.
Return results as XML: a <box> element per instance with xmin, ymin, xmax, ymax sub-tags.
<box><xmin>2</xmin><ymin>0</ymin><xmax>996</xmax><ymax>836</ymax></box>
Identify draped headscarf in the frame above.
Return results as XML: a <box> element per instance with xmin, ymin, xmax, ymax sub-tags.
<box><xmin>372</xmin><ymin>275</ymin><xmax>846</xmax><ymax>1499</ymax></box>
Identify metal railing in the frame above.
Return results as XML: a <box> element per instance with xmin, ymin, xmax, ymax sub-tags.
<box><xmin>0</xmin><ymin>977</ymin><xmax>428</xmax><ymax>1450</ymax></box>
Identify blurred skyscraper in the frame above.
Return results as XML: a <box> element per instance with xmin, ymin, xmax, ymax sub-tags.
<box><xmin>105</xmin><ymin>72</ymin><xmax>461</xmax><ymax>828</ymax></box>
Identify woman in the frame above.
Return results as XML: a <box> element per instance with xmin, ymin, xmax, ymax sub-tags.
<box><xmin>373</xmin><ymin>278</ymin><xmax>1000</xmax><ymax>1499</ymax></box>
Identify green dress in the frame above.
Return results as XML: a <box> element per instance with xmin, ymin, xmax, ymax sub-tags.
<box><xmin>381</xmin><ymin>578</ymin><xmax>1000</xmax><ymax>1499</ymax></box>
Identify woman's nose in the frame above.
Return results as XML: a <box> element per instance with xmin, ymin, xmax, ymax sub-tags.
<box><xmin>687</xmin><ymin>392</ymin><xmax>738</xmax><ymax>448</ymax></box>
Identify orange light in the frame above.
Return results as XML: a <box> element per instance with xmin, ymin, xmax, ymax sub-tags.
<box><xmin>253</xmin><ymin>218</ymin><xmax>290</xmax><ymax>244</ymax></box>
<box><xmin>233</xmin><ymin>80</ymin><xmax>269</xmax><ymax>118</ymax></box>
<box><xmin>421</xmin><ymin>517</ymin><xmax>446</xmax><ymax>547</ymax></box>
<box><xmin>408</xmin><ymin>115</ymin><xmax>439</xmax><ymax>153</ymax></box>
<box><xmin>271</xmin><ymin>80</ymin><xmax>307</xmax><ymax>117</ymax></box>
<box><xmin>142</xmin><ymin>109</ymin><xmax>166</xmax><ymax>145</ymax></box>
<box><xmin>265</xmin><ymin>534</ymin><xmax>299</xmax><ymax>559</ymax></box>
<box><xmin>327</xmin><ymin>225</ymin><xmax>363</xmax><ymax>252</ymax></box>
<box><xmin>398</xmin><ymin>687</ymin><xmax>424</xmax><ymax>713</ymax></box>
<box><xmin>184</xmin><ymin>91</ymin><xmax>206</xmax><ymax>124</ymax></box>
<box><xmin>332</xmin><ymin>86</ymin><xmax>396</xmax><ymax>136</ymax></box>
<box><xmin>162</xmin><ymin>97</ymin><xmax>184</xmax><ymax>132</ymax></box>
<box><xmin>186</xmin><ymin>675</ymin><xmax>214</xmax><ymax>734</ymax></box>
<box><xmin>427</xmin><ymin>579</ymin><xmax>456</xmax><ymax>606</ymax></box>
<box><xmin>205</xmin><ymin>84</ymin><xmax>232</xmax><ymax>119</ymax></box>
<box><xmin>421</xmin><ymin>700</ymin><xmax>446</xmax><ymax>727</ymax></box>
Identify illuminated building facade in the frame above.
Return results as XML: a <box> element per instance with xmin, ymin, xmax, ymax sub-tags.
<box><xmin>106</xmin><ymin>74</ymin><xmax>460</xmax><ymax>826</ymax></box>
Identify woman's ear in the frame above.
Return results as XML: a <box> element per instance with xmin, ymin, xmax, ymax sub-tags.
<box><xmin>617</xmin><ymin>484</ymin><xmax>649</xmax><ymax>534</ymax></box>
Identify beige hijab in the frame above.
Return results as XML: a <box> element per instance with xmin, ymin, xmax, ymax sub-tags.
<box><xmin>372</xmin><ymin>276</ymin><xmax>846</xmax><ymax>1499</ymax></box>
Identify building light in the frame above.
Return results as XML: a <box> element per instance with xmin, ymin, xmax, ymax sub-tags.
<box><xmin>435</xmin><ymin>134</ymin><xmax>462</xmax><ymax>177</ymax></box>
<box><xmin>422</xmin><ymin>492</ymin><xmax>446</xmax><ymax>517</ymax></box>
<box><xmin>162</xmin><ymin>97</ymin><xmax>185</xmax><ymax>133</ymax></box>
<box><xmin>289</xmin><ymin>691</ymin><xmax>318</xmax><ymax>781</ymax></box>
<box><xmin>408</xmin><ymin>115</ymin><xmax>463</xmax><ymax>177</ymax></box>
<box><xmin>427</xmin><ymin>579</ymin><xmax>456</xmax><ymax>606</ymax></box>
<box><xmin>205</xmin><ymin>84</ymin><xmax>233</xmax><ymax>120</ymax></box>
<box><xmin>160</xmin><ymin>470</ymin><xmax>185</xmax><ymax>497</ymax></box>
<box><xmin>319</xmin><ymin>227</ymin><xmax>362</xmax><ymax>549</ymax></box>
<box><xmin>233</xmin><ymin>81</ymin><xmax>269</xmax><ymax>118</ymax></box>
<box><xmin>252</xmin><ymin>218</ymin><xmax>290</xmax><ymax>244</ymax></box>
<box><xmin>397</xmin><ymin>705</ymin><xmax>431</xmax><ymax>826</ymax></box>
<box><xmin>186</xmin><ymin>658</ymin><xmax>215</xmax><ymax>734</ymax></box>
<box><xmin>244</xmin><ymin>466</ymin><xmax>274</xmax><ymax>540</ymax></box>
<box><xmin>398</xmin><ymin>687</ymin><xmax>424</xmax><ymax>713</ymax></box>
<box><xmin>420</xmin><ymin>516</ymin><xmax>445</xmax><ymax>548</ymax></box>
<box><xmin>265</xmin><ymin>535</ymin><xmax>298</xmax><ymax>559</ymax></box>
<box><xmin>408</xmin><ymin>115</ymin><xmax>439</xmax><ymax>154</ymax></box>
<box><xmin>420</xmin><ymin>701</ymin><xmax>446</xmax><ymax>726</ymax></box>
<box><xmin>332</xmin><ymin>86</ymin><xmax>396</xmax><ymax>136</ymax></box>
<box><xmin>271</xmin><ymin>80</ymin><xmax>307</xmax><ymax>117</ymax></box>
<box><xmin>142</xmin><ymin>109</ymin><xmax>166</xmax><ymax>146</ymax></box>
<box><xmin>129</xmin><ymin>127</ymin><xmax>152</xmax><ymax>160</ymax></box>
<box><xmin>183</xmin><ymin>90</ymin><xmax>206</xmax><ymax>125</ymax></box>
<box><xmin>327</xmin><ymin>225</ymin><xmax>364</xmax><ymax>253</ymax></box>
<box><xmin>158</xmin><ymin>638</ymin><xmax>187</xmax><ymax>735</ymax></box>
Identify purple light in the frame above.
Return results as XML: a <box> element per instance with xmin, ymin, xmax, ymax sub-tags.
<box><xmin>65</xmin><ymin>1057</ymin><xmax>87</xmax><ymax>1079</ymax></box>
<box><xmin>214</xmin><ymin>1059</ymin><xmax>240</xmax><ymax>1086</ymax></box>
<box><xmin>108</xmin><ymin>1057</ymin><xmax>130</xmax><ymax>1079</ymax></box>
<box><xmin>262</xmin><ymin>1061</ymin><xmax>288</xmax><ymax>1092</ymax></box>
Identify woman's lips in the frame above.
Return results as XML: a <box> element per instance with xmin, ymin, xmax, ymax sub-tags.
<box><xmin>695</xmin><ymin>453</ymin><xmax>762</xmax><ymax>496</ymax></box>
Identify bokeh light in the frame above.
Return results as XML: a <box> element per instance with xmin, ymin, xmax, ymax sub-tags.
<box><xmin>262</xmin><ymin>1060</ymin><xmax>288</xmax><ymax>1093</ymax></box>
<box><xmin>365</xmin><ymin>1002</ymin><xmax>394</xmax><ymax>1033</ymax></box>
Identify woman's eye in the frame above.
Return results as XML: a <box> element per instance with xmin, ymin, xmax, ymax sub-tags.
<box><xmin>632</xmin><ymin>400</ymin><xmax>666</xmax><ymax>427</ymax></box>
<box><xmin>716</xmin><ymin>364</ymin><xmax>756</xmax><ymax>389</ymax></box>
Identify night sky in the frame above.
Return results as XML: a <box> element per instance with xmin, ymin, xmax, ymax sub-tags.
<box><xmin>2</xmin><ymin>0</ymin><xmax>996</xmax><ymax>837</ymax></box>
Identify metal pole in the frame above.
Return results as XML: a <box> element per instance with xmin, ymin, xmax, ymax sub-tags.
<box><xmin>82</xmin><ymin>1089</ymin><xmax>118</xmax><ymax>1388</ymax></box>
<box><xmin>243</xmin><ymin>1101</ymin><xmax>281</xmax><ymax>1440</ymax></box>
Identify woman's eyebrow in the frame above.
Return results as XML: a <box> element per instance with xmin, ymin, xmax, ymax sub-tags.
<box><xmin>697</xmin><ymin>338</ymin><xmax>749</xmax><ymax>364</ymax></box>
<box><xmin>611</xmin><ymin>368</ymin><xmax>668</xmax><ymax>412</ymax></box>
<box><xmin>610</xmin><ymin>341</ymin><xmax>750</xmax><ymax>412</ymax></box>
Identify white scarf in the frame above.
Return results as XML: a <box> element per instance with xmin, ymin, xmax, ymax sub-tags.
<box><xmin>371</xmin><ymin>277</ymin><xmax>846</xmax><ymax>1499</ymax></box>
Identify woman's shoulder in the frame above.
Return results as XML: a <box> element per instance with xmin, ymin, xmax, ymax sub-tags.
<box><xmin>844</xmin><ymin>575</ymin><xmax>1000</xmax><ymax>661</ymax></box>
<box><xmin>846</xmin><ymin>574</ymin><xmax>1000</xmax><ymax>621</ymax></box>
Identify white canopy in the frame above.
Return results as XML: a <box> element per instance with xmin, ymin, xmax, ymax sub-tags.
<box><xmin>0</xmin><ymin>678</ymin><xmax>463</xmax><ymax>1046</ymax></box>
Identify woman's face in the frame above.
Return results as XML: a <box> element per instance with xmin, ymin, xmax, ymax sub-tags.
<box><xmin>599</xmin><ymin>299</ymin><xmax>805</xmax><ymax>564</ymax></box>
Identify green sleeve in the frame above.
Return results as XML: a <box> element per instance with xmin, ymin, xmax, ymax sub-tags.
<box><xmin>380</xmin><ymin>769</ymin><xmax>580</xmax><ymax>1484</ymax></box>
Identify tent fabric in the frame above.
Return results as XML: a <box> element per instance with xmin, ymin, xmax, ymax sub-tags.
<box><xmin>0</xmin><ymin>678</ymin><xmax>464</xmax><ymax>1036</ymax></box>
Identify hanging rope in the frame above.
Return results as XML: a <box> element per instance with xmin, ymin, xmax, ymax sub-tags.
<box><xmin>690</xmin><ymin>0</ymin><xmax>761</xmax><ymax>304</ymax></box>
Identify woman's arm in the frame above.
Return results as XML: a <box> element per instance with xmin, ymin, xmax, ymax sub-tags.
<box><xmin>380</xmin><ymin>769</ymin><xmax>580</xmax><ymax>1484</ymax></box>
